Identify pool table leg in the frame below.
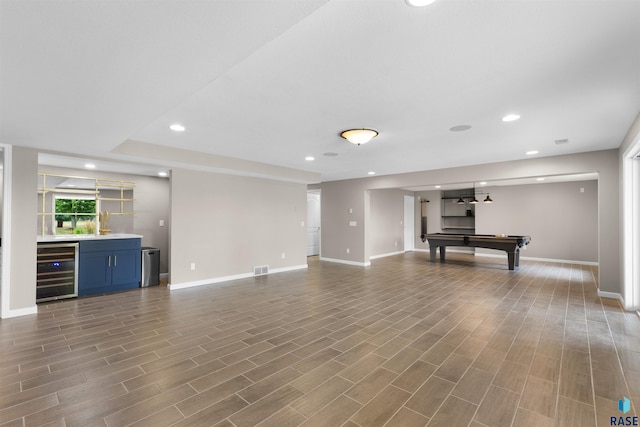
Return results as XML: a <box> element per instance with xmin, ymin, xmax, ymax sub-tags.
<box><xmin>429</xmin><ymin>246</ymin><xmax>437</xmax><ymax>262</ymax></box>
<box><xmin>507</xmin><ymin>252</ymin><xmax>516</xmax><ymax>270</ymax></box>
<box><xmin>429</xmin><ymin>246</ymin><xmax>446</xmax><ymax>263</ymax></box>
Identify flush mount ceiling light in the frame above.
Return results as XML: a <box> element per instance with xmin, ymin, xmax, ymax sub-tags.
<box><xmin>305</xmin><ymin>156</ymin><xmax>315</xmax><ymax>161</ymax></box>
<box><xmin>84</xmin><ymin>163</ymin><xmax>96</xmax><ymax>169</ymax></box>
<box><xmin>405</xmin><ymin>0</ymin><xmax>437</xmax><ymax>6</ymax></box>
<box><xmin>526</xmin><ymin>150</ymin><xmax>539</xmax><ymax>155</ymax></box>
<box><xmin>169</xmin><ymin>123</ymin><xmax>185</xmax><ymax>132</ymax></box>
<box><xmin>340</xmin><ymin>129</ymin><xmax>378</xmax><ymax>146</ymax></box>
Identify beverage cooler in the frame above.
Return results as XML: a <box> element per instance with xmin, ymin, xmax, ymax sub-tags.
<box><xmin>36</xmin><ymin>242</ymin><xmax>79</xmax><ymax>302</ymax></box>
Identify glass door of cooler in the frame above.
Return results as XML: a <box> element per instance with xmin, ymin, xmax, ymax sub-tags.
<box><xmin>36</xmin><ymin>242</ymin><xmax>78</xmax><ymax>302</ymax></box>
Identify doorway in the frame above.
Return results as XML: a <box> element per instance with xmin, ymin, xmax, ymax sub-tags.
<box><xmin>404</xmin><ymin>195</ymin><xmax>415</xmax><ymax>252</ymax></box>
<box><xmin>307</xmin><ymin>190</ymin><xmax>320</xmax><ymax>256</ymax></box>
<box><xmin>0</xmin><ymin>146</ymin><xmax>8</xmax><ymax>318</ymax></box>
<box><xmin>623</xmin><ymin>139</ymin><xmax>640</xmax><ymax>310</ymax></box>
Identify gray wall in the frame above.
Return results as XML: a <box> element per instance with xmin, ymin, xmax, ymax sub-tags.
<box><xmin>132</xmin><ymin>176</ymin><xmax>170</xmax><ymax>275</ymax></box>
<box><xmin>475</xmin><ymin>180</ymin><xmax>598</xmax><ymax>262</ymax></box>
<box><xmin>8</xmin><ymin>147</ymin><xmax>38</xmax><ymax>312</ymax></box>
<box><xmin>319</xmin><ymin>150</ymin><xmax>619</xmax><ymax>293</ymax></box>
<box><xmin>320</xmin><ymin>180</ymin><xmax>367</xmax><ymax>263</ymax></box>
<box><xmin>368</xmin><ymin>189</ymin><xmax>407</xmax><ymax>257</ymax></box>
<box><xmin>170</xmin><ymin>168</ymin><xmax>307</xmax><ymax>286</ymax></box>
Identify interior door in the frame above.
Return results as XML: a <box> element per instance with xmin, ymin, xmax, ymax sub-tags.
<box><xmin>307</xmin><ymin>192</ymin><xmax>320</xmax><ymax>256</ymax></box>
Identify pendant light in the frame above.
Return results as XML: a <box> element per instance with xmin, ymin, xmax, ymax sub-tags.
<box><xmin>469</xmin><ymin>183</ymin><xmax>479</xmax><ymax>204</ymax></box>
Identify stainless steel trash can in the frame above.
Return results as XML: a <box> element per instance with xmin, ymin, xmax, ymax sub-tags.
<box><xmin>141</xmin><ymin>247</ymin><xmax>160</xmax><ymax>287</ymax></box>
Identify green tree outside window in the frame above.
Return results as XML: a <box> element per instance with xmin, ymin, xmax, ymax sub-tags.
<box><xmin>55</xmin><ymin>198</ymin><xmax>96</xmax><ymax>234</ymax></box>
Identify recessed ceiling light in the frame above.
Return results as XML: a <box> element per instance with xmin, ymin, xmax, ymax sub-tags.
<box><xmin>158</xmin><ymin>171</ymin><xmax>168</xmax><ymax>177</ymax></box>
<box><xmin>435</xmin><ymin>185</ymin><xmax>441</xmax><ymax>189</ymax></box>
<box><xmin>85</xmin><ymin>163</ymin><xmax>96</xmax><ymax>169</ymax></box>
<box><xmin>305</xmin><ymin>156</ymin><xmax>315</xmax><ymax>161</ymax></box>
<box><xmin>368</xmin><ymin>171</ymin><xmax>376</xmax><ymax>175</ymax></box>
<box><xmin>526</xmin><ymin>150</ymin><xmax>539</xmax><ymax>155</ymax></box>
<box><xmin>449</xmin><ymin>125</ymin><xmax>472</xmax><ymax>132</ymax></box>
<box><xmin>479</xmin><ymin>182</ymin><xmax>487</xmax><ymax>185</ymax></box>
<box><xmin>405</xmin><ymin>0</ymin><xmax>437</xmax><ymax>6</ymax></box>
<box><xmin>323</xmin><ymin>152</ymin><xmax>338</xmax><ymax>157</ymax></box>
<box><xmin>502</xmin><ymin>114</ymin><xmax>521</xmax><ymax>122</ymax></box>
<box><xmin>536</xmin><ymin>177</ymin><xmax>545</xmax><ymax>181</ymax></box>
<box><xmin>169</xmin><ymin>124</ymin><xmax>185</xmax><ymax>132</ymax></box>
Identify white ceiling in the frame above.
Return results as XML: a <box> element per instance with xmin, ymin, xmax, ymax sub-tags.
<box><xmin>1</xmin><ymin>0</ymin><xmax>639</xmax><ymax>183</ymax></box>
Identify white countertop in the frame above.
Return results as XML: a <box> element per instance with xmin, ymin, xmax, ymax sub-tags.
<box><xmin>37</xmin><ymin>233</ymin><xmax>143</xmax><ymax>243</ymax></box>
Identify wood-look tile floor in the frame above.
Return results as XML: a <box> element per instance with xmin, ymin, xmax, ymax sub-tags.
<box><xmin>1</xmin><ymin>252</ymin><xmax>639</xmax><ymax>427</ymax></box>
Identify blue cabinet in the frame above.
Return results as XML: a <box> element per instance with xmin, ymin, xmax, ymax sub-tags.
<box><xmin>78</xmin><ymin>238</ymin><xmax>141</xmax><ymax>296</ymax></box>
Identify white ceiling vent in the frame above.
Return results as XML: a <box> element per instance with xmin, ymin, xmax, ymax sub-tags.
<box><xmin>554</xmin><ymin>139</ymin><xmax>569</xmax><ymax>145</ymax></box>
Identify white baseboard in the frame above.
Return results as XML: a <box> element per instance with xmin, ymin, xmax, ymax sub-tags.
<box><xmin>598</xmin><ymin>290</ymin><xmax>623</xmax><ymax>303</ymax></box>
<box><xmin>270</xmin><ymin>264</ymin><xmax>309</xmax><ymax>274</ymax></box>
<box><xmin>168</xmin><ymin>264</ymin><xmax>308</xmax><ymax>291</ymax></box>
<box><xmin>3</xmin><ymin>305</ymin><xmax>38</xmax><ymax>319</ymax></box>
<box><xmin>369</xmin><ymin>250</ymin><xmax>405</xmax><ymax>260</ymax></box>
<box><xmin>413</xmin><ymin>248</ymin><xmax>474</xmax><ymax>254</ymax></box>
<box><xmin>474</xmin><ymin>252</ymin><xmax>599</xmax><ymax>266</ymax></box>
<box><xmin>320</xmin><ymin>257</ymin><xmax>371</xmax><ymax>267</ymax></box>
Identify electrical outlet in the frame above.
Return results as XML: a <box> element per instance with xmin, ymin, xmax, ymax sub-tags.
<box><xmin>190</xmin><ymin>263</ymin><xmax>195</xmax><ymax>270</ymax></box>
<box><xmin>159</xmin><ymin>219</ymin><xmax>165</xmax><ymax>227</ymax></box>
<box><xmin>346</xmin><ymin>248</ymin><xmax>350</xmax><ymax>254</ymax></box>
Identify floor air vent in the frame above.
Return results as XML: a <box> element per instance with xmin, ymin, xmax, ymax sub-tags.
<box><xmin>253</xmin><ymin>265</ymin><xmax>269</xmax><ymax>276</ymax></box>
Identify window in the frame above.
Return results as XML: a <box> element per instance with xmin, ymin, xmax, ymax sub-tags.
<box><xmin>54</xmin><ymin>196</ymin><xmax>97</xmax><ymax>235</ymax></box>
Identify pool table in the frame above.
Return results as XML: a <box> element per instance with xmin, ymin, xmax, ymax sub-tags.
<box><xmin>425</xmin><ymin>233</ymin><xmax>531</xmax><ymax>270</ymax></box>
